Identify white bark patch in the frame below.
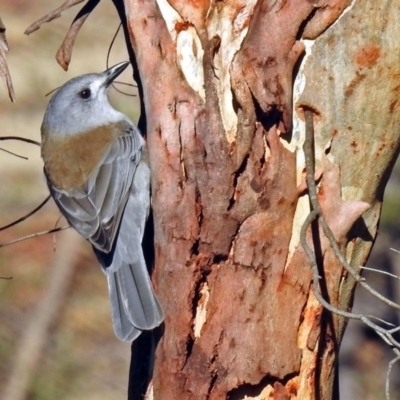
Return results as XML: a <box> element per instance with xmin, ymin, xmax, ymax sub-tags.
<box><xmin>193</xmin><ymin>281</ymin><xmax>210</xmax><ymax>338</ymax></box>
<box><xmin>238</xmin><ymin>385</ymin><xmax>274</xmax><ymax>400</ymax></box>
<box><xmin>207</xmin><ymin>1</ymin><xmax>258</xmax><ymax>143</ymax></box>
<box><xmin>156</xmin><ymin>0</ymin><xmax>205</xmax><ymax>100</ymax></box>
<box><xmin>145</xmin><ymin>383</ymin><xmax>153</xmax><ymax>400</ymax></box>
<box><xmin>285</xmin><ymin>39</ymin><xmax>315</xmax><ymax>270</ymax></box>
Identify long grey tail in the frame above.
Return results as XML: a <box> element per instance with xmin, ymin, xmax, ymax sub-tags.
<box><xmin>106</xmin><ymin>258</ymin><xmax>164</xmax><ymax>342</ymax></box>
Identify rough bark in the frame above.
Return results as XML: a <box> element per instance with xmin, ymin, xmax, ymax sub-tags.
<box><xmin>118</xmin><ymin>0</ymin><xmax>400</xmax><ymax>399</ymax></box>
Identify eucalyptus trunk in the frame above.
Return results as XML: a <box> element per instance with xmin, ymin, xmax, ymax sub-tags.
<box><xmin>115</xmin><ymin>0</ymin><xmax>400</xmax><ymax>398</ymax></box>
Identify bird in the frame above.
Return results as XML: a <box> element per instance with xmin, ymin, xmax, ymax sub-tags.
<box><xmin>40</xmin><ymin>61</ymin><xmax>164</xmax><ymax>341</ymax></box>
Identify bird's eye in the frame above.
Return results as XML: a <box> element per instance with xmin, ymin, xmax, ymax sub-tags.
<box><xmin>79</xmin><ymin>88</ymin><xmax>91</xmax><ymax>99</ymax></box>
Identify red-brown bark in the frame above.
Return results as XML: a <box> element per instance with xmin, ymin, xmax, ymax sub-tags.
<box><xmin>120</xmin><ymin>0</ymin><xmax>400</xmax><ymax>398</ymax></box>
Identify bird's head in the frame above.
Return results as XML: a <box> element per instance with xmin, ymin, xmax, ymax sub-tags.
<box><xmin>42</xmin><ymin>61</ymin><xmax>130</xmax><ymax>137</ymax></box>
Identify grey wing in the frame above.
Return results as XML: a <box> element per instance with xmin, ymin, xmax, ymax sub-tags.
<box><xmin>48</xmin><ymin>127</ymin><xmax>144</xmax><ymax>253</ymax></box>
<box><xmin>104</xmin><ymin>160</ymin><xmax>164</xmax><ymax>339</ymax></box>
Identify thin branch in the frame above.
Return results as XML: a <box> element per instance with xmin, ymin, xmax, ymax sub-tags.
<box><xmin>55</xmin><ymin>13</ymin><xmax>89</xmax><ymax>70</ymax></box>
<box><xmin>388</xmin><ymin>326</ymin><xmax>400</xmax><ymax>335</ymax></box>
<box><xmin>386</xmin><ymin>353</ymin><xmax>400</xmax><ymax>400</ymax></box>
<box><xmin>0</xmin><ymin>226</ymin><xmax>70</xmax><ymax>248</ymax></box>
<box><xmin>0</xmin><ymin>16</ymin><xmax>15</xmax><ymax>102</ymax></box>
<box><xmin>0</xmin><ymin>147</ymin><xmax>28</xmax><ymax>160</ymax></box>
<box><xmin>300</xmin><ymin>209</ymin><xmax>357</xmax><ymax>321</ymax></box>
<box><xmin>106</xmin><ymin>23</ymin><xmax>137</xmax><ymax>96</ymax></box>
<box><xmin>113</xmin><ymin>81</ymin><xmax>137</xmax><ymax>89</ymax></box>
<box><xmin>303</xmin><ymin>109</ymin><xmax>400</xmax><ymax>312</ymax></box>
<box><xmin>25</xmin><ymin>0</ymin><xmax>100</xmax><ymax>70</ymax></box>
<box><xmin>300</xmin><ymin>171</ymin><xmax>400</xmax><ymax>349</ymax></box>
<box><xmin>45</xmin><ymin>87</ymin><xmax>60</xmax><ymax>97</ymax></box>
<box><xmin>52</xmin><ymin>214</ymin><xmax>64</xmax><ymax>252</ymax></box>
<box><xmin>24</xmin><ymin>0</ymin><xmax>85</xmax><ymax>35</ymax></box>
<box><xmin>55</xmin><ymin>0</ymin><xmax>101</xmax><ymax>70</ymax></box>
<box><xmin>363</xmin><ymin>315</ymin><xmax>395</xmax><ymax>327</ymax></box>
<box><xmin>0</xmin><ymin>136</ymin><xmax>40</xmax><ymax>146</ymax></box>
<box><xmin>0</xmin><ymin>195</ymin><xmax>51</xmax><ymax>232</ymax></box>
<box><xmin>360</xmin><ymin>266</ymin><xmax>400</xmax><ymax>281</ymax></box>
<box><xmin>106</xmin><ymin>23</ymin><xmax>121</xmax><ymax>70</ymax></box>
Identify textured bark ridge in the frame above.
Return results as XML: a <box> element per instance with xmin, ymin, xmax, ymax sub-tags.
<box><xmin>122</xmin><ymin>0</ymin><xmax>400</xmax><ymax>398</ymax></box>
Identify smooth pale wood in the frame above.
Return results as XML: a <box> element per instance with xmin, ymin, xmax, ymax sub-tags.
<box><xmin>297</xmin><ymin>2</ymin><xmax>400</xmax><ymax>396</ymax></box>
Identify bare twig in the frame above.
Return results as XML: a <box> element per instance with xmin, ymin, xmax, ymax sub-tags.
<box><xmin>45</xmin><ymin>87</ymin><xmax>60</xmax><ymax>97</ymax></box>
<box><xmin>25</xmin><ymin>0</ymin><xmax>100</xmax><ymax>71</ymax></box>
<box><xmin>0</xmin><ymin>135</ymin><xmax>39</xmax><ymax>162</ymax></box>
<box><xmin>360</xmin><ymin>266</ymin><xmax>400</xmax><ymax>281</ymax></box>
<box><xmin>52</xmin><ymin>214</ymin><xmax>65</xmax><ymax>252</ymax></box>
<box><xmin>55</xmin><ymin>0</ymin><xmax>101</xmax><ymax>70</ymax></box>
<box><xmin>0</xmin><ymin>136</ymin><xmax>40</xmax><ymax>146</ymax></box>
<box><xmin>0</xmin><ymin>195</ymin><xmax>51</xmax><ymax>232</ymax></box>
<box><xmin>303</xmin><ymin>110</ymin><xmax>400</xmax><ymax>312</ymax></box>
<box><xmin>24</xmin><ymin>0</ymin><xmax>85</xmax><ymax>35</ymax></box>
<box><xmin>0</xmin><ymin>226</ymin><xmax>70</xmax><ymax>248</ymax></box>
<box><xmin>0</xmin><ymin>147</ymin><xmax>28</xmax><ymax>160</ymax></box>
<box><xmin>55</xmin><ymin>12</ymin><xmax>89</xmax><ymax>70</ymax></box>
<box><xmin>388</xmin><ymin>326</ymin><xmax>400</xmax><ymax>335</ymax></box>
<box><xmin>363</xmin><ymin>315</ymin><xmax>395</xmax><ymax>327</ymax></box>
<box><xmin>0</xmin><ymin>16</ymin><xmax>15</xmax><ymax>101</ymax></box>
<box><xmin>386</xmin><ymin>353</ymin><xmax>400</xmax><ymax>400</ymax></box>
<box><xmin>106</xmin><ymin>23</ymin><xmax>137</xmax><ymax>96</ymax></box>
<box><xmin>113</xmin><ymin>81</ymin><xmax>137</xmax><ymax>89</ymax></box>
<box><xmin>106</xmin><ymin>23</ymin><xmax>121</xmax><ymax>70</ymax></box>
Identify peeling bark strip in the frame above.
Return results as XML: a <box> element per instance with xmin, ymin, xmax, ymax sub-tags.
<box><xmin>121</xmin><ymin>0</ymin><xmax>400</xmax><ymax>398</ymax></box>
<box><xmin>0</xmin><ymin>16</ymin><xmax>15</xmax><ymax>101</ymax></box>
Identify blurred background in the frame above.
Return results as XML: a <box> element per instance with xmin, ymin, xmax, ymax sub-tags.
<box><xmin>0</xmin><ymin>1</ymin><xmax>139</xmax><ymax>399</ymax></box>
<box><xmin>0</xmin><ymin>1</ymin><xmax>399</xmax><ymax>399</ymax></box>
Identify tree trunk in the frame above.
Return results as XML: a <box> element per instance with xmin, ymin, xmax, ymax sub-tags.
<box><xmin>117</xmin><ymin>0</ymin><xmax>400</xmax><ymax>398</ymax></box>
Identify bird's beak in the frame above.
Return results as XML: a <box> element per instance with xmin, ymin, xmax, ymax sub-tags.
<box><xmin>102</xmin><ymin>61</ymin><xmax>130</xmax><ymax>88</ymax></box>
